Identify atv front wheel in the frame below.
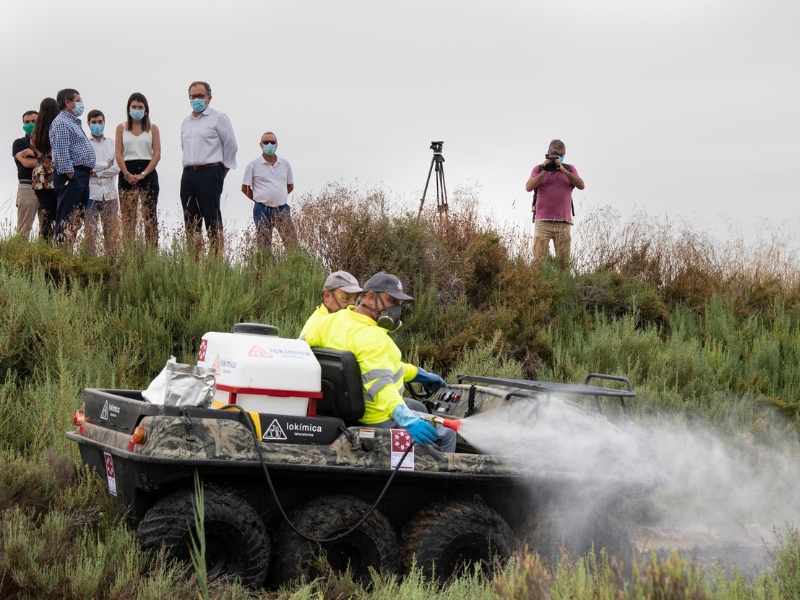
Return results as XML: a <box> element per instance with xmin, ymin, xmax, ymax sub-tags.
<box><xmin>274</xmin><ymin>494</ymin><xmax>400</xmax><ymax>585</ymax></box>
<box><xmin>401</xmin><ymin>499</ymin><xmax>516</xmax><ymax>582</ymax></box>
<box><xmin>136</xmin><ymin>487</ymin><xmax>270</xmax><ymax>588</ymax></box>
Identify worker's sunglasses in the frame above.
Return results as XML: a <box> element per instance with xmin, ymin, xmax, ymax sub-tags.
<box><xmin>335</xmin><ymin>293</ymin><xmax>359</xmax><ymax>304</ymax></box>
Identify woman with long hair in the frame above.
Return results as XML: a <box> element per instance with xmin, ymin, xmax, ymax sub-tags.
<box><xmin>115</xmin><ymin>92</ymin><xmax>161</xmax><ymax>246</ymax></box>
<box><xmin>29</xmin><ymin>97</ymin><xmax>59</xmax><ymax>242</ymax></box>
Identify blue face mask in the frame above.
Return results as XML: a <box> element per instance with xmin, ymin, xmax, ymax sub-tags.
<box><xmin>72</xmin><ymin>101</ymin><xmax>85</xmax><ymax>117</ymax></box>
<box><xmin>190</xmin><ymin>99</ymin><xmax>206</xmax><ymax>112</ymax></box>
<box><xmin>129</xmin><ymin>109</ymin><xmax>145</xmax><ymax>121</ymax></box>
<box><xmin>90</xmin><ymin>124</ymin><xmax>104</xmax><ymax>137</ymax></box>
<box><xmin>262</xmin><ymin>143</ymin><xmax>277</xmax><ymax>155</ymax></box>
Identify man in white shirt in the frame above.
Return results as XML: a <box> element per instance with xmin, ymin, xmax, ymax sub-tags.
<box><xmin>180</xmin><ymin>81</ymin><xmax>238</xmax><ymax>253</ymax></box>
<box><xmin>241</xmin><ymin>131</ymin><xmax>298</xmax><ymax>249</ymax></box>
<box><xmin>86</xmin><ymin>109</ymin><xmax>120</xmax><ymax>254</ymax></box>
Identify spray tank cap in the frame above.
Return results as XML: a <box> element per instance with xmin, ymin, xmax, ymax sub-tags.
<box><xmin>232</xmin><ymin>323</ymin><xmax>279</xmax><ymax>336</ymax></box>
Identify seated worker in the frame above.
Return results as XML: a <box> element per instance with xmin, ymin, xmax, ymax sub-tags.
<box><xmin>303</xmin><ymin>271</ymin><xmax>456</xmax><ymax>452</ymax></box>
<box><xmin>300</xmin><ymin>270</ymin><xmax>362</xmax><ymax>338</ymax></box>
<box><xmin>299</xmin><ymin>270</ymin><xmax>445</xmax><ymax>396</ymax></box>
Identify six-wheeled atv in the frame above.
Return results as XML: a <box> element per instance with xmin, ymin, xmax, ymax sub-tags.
<box><xmin>67</xmin><ymin>336</ymin><xmax>656</xmax><ymax>588</ymax></box>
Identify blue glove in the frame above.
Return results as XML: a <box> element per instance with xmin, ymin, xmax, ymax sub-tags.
<box><xmin>392</xmin><ymin>403</ymin><xmax>438</xmax><ymax>446</ymax></box>
<box><xmin>405</xmin><ymin>417</ymin><xmax>438</xmax><ymax>446</ymax></box>
<box><xmin>412</xmin><ymin>368</ymin><xmax>446</xmax><ymax>394</ymax></box>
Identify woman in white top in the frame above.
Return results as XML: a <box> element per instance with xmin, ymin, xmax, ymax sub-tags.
<box><xmin>115</xmin><ymin>92</ymin><xmax>161</xmax><ymax>246</ymax></box>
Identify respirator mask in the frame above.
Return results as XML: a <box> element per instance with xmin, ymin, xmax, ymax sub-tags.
<box><xmin>374</xmin><ymin>294</ymin><xmax>403</xmax><ymax>332</ymax></box>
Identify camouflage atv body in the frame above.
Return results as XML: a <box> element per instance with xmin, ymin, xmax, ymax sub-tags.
<box><xmin>67</xmin><ymin>349</ymin><xmax>655</xmax><ymax>588</ymax></box>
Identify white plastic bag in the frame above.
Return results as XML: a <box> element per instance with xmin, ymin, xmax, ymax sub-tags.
<box><xmin>142</xmin><ymin>357</ymin><xmax>216</xmax><ymax>408</ymax></box>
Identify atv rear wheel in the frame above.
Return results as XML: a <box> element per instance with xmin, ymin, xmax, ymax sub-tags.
<box><xmin>401</xmin><ymin>499</ymin><xmax>516</xmax><ymax>582</ymax></box>
<box><xmin>136</xmin><ymin>487</ymin><xmax>269</xmax><ymax>588</ymax></box>
<box><xmin>274</xmin><ymin>494</ymin><xmax>400</xmax><ymax>586</ymax></box>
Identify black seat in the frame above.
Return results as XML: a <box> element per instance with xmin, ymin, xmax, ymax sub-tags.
<box><xmin>312</xmin><ymin>348</ymin><xmax>365</xmax><ymax>421</ymax></box>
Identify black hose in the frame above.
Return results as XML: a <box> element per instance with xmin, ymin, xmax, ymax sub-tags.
<box><xmin>223</xmin><ymin>405</ymin><xmax>412</xmax><ymax>544</ymax></box>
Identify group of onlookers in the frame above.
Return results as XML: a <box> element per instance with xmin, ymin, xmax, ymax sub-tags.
<box><xmin>13</xmin><ymin>90</ymin><xmax>160</xmax><ymax>250</ymax></box>
<box><xmin>11</xmin><ymin>81</ymin><xmax>298</xmax><ymax>252</ymax></box>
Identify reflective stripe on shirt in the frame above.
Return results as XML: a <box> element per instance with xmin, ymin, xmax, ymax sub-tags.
<box><xmin>363</xmin><ymin>367</ymin><xmax>404</xmax><ymax>401</ymax></box>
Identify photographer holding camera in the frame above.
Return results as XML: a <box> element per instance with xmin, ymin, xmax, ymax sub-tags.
<box><xmin>525</xmin><ymin>139</ymin><xmax>584</xmax><ymax>268</ymax></box>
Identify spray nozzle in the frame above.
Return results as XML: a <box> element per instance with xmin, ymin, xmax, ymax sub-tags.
<box><xmin>421</xmin><ymin>415</ymin><xmax>462</xmax><ymax>433</ymax></box>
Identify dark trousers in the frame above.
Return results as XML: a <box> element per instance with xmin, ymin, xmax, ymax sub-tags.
<box><xmin>253</xmin><ymin>202</ymin><xmax>298</xmax><ymax>248</ymax></box>
<box><xmin>179</xmin><ymin>165</ymin><xmax>224</xmax><ymax>247</ymax></box>
<box><xmin>53</xmin><ymin>168</ymin><xmax>90</xmax><ymax>245</ymax></box>
<box><xmin>119</xmin><ymin>160</ymin><xmax>159</xmax><ymax>246</ymax></box>
<box><xmin>34</xmin><ymin>188</ymin><xmax>58</xmax><ymax>242</ymax></box>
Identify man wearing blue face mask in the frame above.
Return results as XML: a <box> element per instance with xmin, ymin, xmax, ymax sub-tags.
<box><xmin>180</xmin><ymin>81</ymin><xmax>238</xmax><ymax>253</ymax></box>
<box><xmin>50</xmin><ymin>88</ymin><xmax>96</xmax><ymax>246</ymax></box>
<box><xmin>525</xmin><ymin>139</ymin><xmax>584</xmax><ymax>268</ymax></box>
<box><xmin>12</xmin><ymin>109</ymin><xmax>39</xmax><ymax>239</ymax></box>
<box><xmin>86</xmin><ymin>109</ymin><xmax>120</xmax><ymax>254</ymax></box>
<box><xmin>303</xmin><ymin>271</ymin><xmax>455</xmax><ymax>452</ymax></box>
<box><xmin>241</xmin><ymin>131</ymin><xmax>298</xmax><ymax>249</ymax></box>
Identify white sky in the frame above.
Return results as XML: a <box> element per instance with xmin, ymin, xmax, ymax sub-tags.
<box><xmin>2</xmin><ymin>0</ymin><xmax>798</xmax><ymax>239</ymax></box>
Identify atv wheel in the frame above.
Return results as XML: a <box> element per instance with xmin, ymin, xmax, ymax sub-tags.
<box><xmin>401</xmin><ymin>499</ymin><xmax>516</xmax><ymax>582</ymax></box>
<box><xmin>136</xmin><ymin>487</ymin><xmax>269</xmax><ymax>588</ymax></box>
<box><xmin>275</xmin><ymin>494</ymin><xmax>400</xmax><ymax>585</ymax></box>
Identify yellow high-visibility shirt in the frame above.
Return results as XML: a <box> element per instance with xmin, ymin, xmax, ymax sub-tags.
<box><xmin>304</xmin><ymin>306</ymin><xmax>405</xmax><ymax>424</ymax></box>
<box><xmin>402</xmin><ymin>362</ymin><xmax>419</xmax><ymax>381</ymax></box>
<box><xmin>299</xmin><ymin>304</ymin><xmax>329</xmax><ymax>339</ymax></box>
<box><xmin>301</xmin><ymin>305</ymin><xmax>417</xmax><ymax>382</ymax></box>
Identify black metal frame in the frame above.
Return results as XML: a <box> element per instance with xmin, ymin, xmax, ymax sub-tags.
<box><xmin>455</xmin><ymin>373</ymin><xmax>635</xmax><ymax>421</ymax></box>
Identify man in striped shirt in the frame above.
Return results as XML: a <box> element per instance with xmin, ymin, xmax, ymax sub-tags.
<box><xmin>50</xmin><ymin>88</ymin><xmax>95</xmax><ymax>245</ymax></box>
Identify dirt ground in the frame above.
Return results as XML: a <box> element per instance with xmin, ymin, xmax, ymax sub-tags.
<box><xmin>632</xmin><ymin>523</ymin><xmax>770</xmax><ymax>577</ymax></box>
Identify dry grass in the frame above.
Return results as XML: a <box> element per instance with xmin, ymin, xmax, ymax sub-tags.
<box><xmin>573</xmin><ymin>206</ymin><xmax>800</xmax><ymax>303</ymax></box>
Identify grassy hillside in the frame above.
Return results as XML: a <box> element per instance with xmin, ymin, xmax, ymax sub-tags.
<box><xmin>0</xmin><ymin>185</ymin><xmax>799</xmax><ymax>598</ymax></box>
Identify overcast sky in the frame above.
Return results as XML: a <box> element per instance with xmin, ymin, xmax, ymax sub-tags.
<box><xmin>2</xmin><ymin>0</ymin><xmax>798</xmax><ymax>240</ymax></box>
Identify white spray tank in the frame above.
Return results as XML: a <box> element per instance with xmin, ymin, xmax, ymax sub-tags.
<box><xmin>197</xmin><ymin>323</ymin><xmax>322</xmax><ymax>416</ymax></box>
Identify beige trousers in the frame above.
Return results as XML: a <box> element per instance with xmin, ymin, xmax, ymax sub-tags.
<box><xmin>16</xmin><ymin>183</ymin><xmax>39</xmax><ymax>238</ymax></box>
<box><xmin>533</xmin><ymin>220</ymin><xmax>572</xmax><ymax>268</ymax></box>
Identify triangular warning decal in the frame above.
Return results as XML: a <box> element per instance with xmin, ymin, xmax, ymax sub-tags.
<box><xmin>262</xmin><ymin>419</ymin><xmax>288</xmax><ymax>441</ymax></box>
<box><xmin>100</xmin><ymin>400</ymin><xmax>109</xmax><ymax>420</ymax></box>
<box><xmin>248</xmin><ymin>345</ymin><xmax>273</xmax><ymax>358</ymax></box>
<box><xmin>211</xmin><ymin>355</ymin><xmax>221</xmax><ymax>375</ymax></box>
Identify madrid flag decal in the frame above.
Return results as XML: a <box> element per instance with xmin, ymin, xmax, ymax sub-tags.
<box><xmin>390</xmin><ymin>429</ymin><xmax>415</xmax><ymax>470</ymax></box>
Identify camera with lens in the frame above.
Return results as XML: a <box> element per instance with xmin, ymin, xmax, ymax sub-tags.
<box><xmin>542</xmin><ymin>153</ymin><xmax>562</xmax><ymax>172</ymax></box>
<box><xmin>430</xmin><ymin>141</ymin><xmax>444</xmax><ymax>153</ymax></box>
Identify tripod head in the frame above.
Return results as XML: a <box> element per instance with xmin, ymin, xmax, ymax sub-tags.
<box><xmin>430</xmin><ymin>141</ymin><xmax>445</xmax><ymax>162</ymax></box>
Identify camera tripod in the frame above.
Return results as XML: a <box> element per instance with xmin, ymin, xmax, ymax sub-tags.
<box><xmin>417</xmin><ymin>141</ymin><xmax>449</xmax><ymax>217</ymax></box>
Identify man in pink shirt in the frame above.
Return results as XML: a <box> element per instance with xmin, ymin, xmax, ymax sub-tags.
<box><xmin>525</xmin><ymin>139</ymin><xmax>585</xmax><ymax>268</ymax></box>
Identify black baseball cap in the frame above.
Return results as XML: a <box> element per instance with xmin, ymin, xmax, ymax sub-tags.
<box><xmin>362</xmin><ymin>271</ymin><xmax>414</xmax><ymax>301</ymax></box>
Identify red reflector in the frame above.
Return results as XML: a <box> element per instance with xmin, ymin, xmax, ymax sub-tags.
<box><xmin>73</xmin><ymin>410</ymin><xmax>85</xmax><ymax>426</ymax></box>
<box><xmin>78</xmin><ymin>425</ymin><xmax>84</xmax><ymax>435</ymax></box>
<box><xmin>128</xmin><ymin>440</ymin><xmax>135</xmax><ymax>451</ymax></box>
